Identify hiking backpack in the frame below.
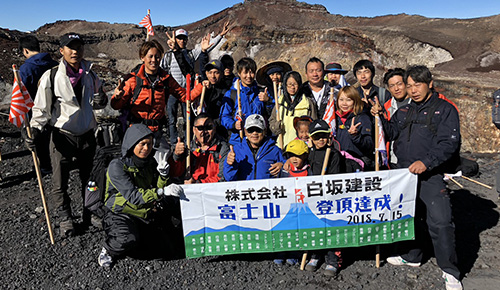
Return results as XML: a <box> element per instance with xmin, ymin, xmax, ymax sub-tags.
<box><xmin>492</xmin><ymin>89</ymin><xmax>500</xmax><ymax>129</ymax></box>
<box><xmin>84</xmin><ymin>144</ymin><xmax>122</xmax><ymax>218</ymax></box>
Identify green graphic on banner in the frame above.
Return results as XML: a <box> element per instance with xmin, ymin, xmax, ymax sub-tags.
<box><xmin>185</xmin><ymin>218</ymin><xmax>414</xmax><ymax>258</ymax></box>
<box><xmin>180</xmin><ymin>169</ymin><xmax>418</xmax><ymax>259</ymax></box>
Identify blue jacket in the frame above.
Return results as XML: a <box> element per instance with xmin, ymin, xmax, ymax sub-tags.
<box><xmin>220</xmin><ymin>80</ymin><xmax>272</xmax><ymax>144</ymax></box>
<box><xmin>19</xmin><ymin>53</ymin><xmax>58</xmax><ymax>99</ymax></box>
<box><xmin>381</xmin><ymin>92</ymin><xmax>460</xmax><ymax>172</ymax></box>
<box><xmin>223</xmin><ymin>137</ymin><xmax>285</xmax><ymax>181</ymax></box>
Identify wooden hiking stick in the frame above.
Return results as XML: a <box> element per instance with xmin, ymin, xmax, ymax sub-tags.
<box><xmin>445</xmin><ymin>174</ymin><xmax>464</xmax><ymax>188</ymax></box>
<box><xmin>273</xmin><ymin>81</ymin><xmax>284</xmax><ymax>149</ymax></box>
<box><xmin>186</xmin><ymin>74</ymin><xmax>192</xmax><ymax>177</ymax></box>
<box><xmin>461</xmin><ymin>175</ymin><xmax>492</xmax><ymax>189</ymax></box>
<box><xmin>300</xmin><ymin>140</ymin><xmax>332</xmax><ymax>270</ymax></box>
<box><xmin>12</xmin><ymin>65</ymin><xmax>54</xmax><ymax>244</ymax></box>
<box><xmin>375</xmin><ymin>116</ymin><xmax>380</xmax><ymax>268</ymax></box>
<box><xmin>197</xmin><ymin>85</ymin><xmax>206</xmax><ymax>115</ymax></box>
<box><xmin>236</xmin><ymin>79</ymin><xmax>243</xmax><ymax>139</ymax></box>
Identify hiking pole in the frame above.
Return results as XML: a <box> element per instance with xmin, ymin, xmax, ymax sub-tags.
<box><xmin>444</xmin><ymin>174</ymin><xmax>464</xmax><ymax>188</ymax></box>
<box><xmin>197</xmin><ymin>85</ymin><xmax>206</xmax><ymax>115</ymax></box>
<box><xmin>375</xmin><ymin>115</ymin><xmax>381</xmax><ymax>267</ymax></box>
<box><xmin>300</xmin><ymin>139</ymin><xmax>332</xmax><ymax>270</ymax></box>
<box><xmin>12</xmin><ymin>65</ymin><xmax>55</xmax><ymax>244</ymax></box>
<box><xmin>236</xmin><ymin>79</ymin><xmax>243</xmax><ymax>140</ymax></box>
<box><xmin>460</xmin><ymin>175</ymin><xmax>492</xmax><ymax>189</ymax></box>
<box><xmin>186</xmin><ymin>74</ymin><xmax>192</xmax><ymax>179</ymax></box>
<box><xmin>273</xmin><ymin>81</ymin><xmax>284</xmax><ymax>149</ymax></box>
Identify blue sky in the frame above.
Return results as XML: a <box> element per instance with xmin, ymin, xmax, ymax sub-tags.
<box><xmin>1</xmin><ymin>0</ymin><xmax>499</xmax><ymax>32</ymax></box>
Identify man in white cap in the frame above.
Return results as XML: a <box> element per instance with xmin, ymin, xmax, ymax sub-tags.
<box><xmin>161</xmin><ymin>22</ymin><xmax>229</xmax><ymax>145</ymax></box>
<box><xmin>223</xmin><ymin>114</ymin><xmax>285</xmax><ymax>181</ymax></box>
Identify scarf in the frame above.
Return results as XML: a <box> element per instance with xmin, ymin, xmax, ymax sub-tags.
<box><xmin>336</xmin><ymin>109</ymin><xmax>353</xmax><ymax>127</ymax></box>
<box><xmin>65</xmin><ymin>61</ymin><xmax>84</xmax><ymax>88</ymax></box>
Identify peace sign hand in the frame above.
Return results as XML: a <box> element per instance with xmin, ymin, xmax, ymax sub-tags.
<box><xmin>348</xmin><ymin>118</ymin><xmax>361</xmax><ymax>135</ymax></box>
<box><xmin>369</xmin><ymin>98</ymin><xmax>383</xmax><ymax>117</ymax></box>
<box><xmin>166</xmin><ymin>31</ymin><xmax>176</xmax><ymax>50</ymax></box>
<box><xmin>201</xmin><ymin>33</ymin><xmax>214</xmax><ymax>52</ymax></box>
<box><xmin>114</xmin><ymin>78</ymin><xmax>125</xmax><ymax>98</ymax></box>
<box><xmin>220</xmin><ymin>20</ymin><xmax>231</xmax><ymax>37</ymax></box>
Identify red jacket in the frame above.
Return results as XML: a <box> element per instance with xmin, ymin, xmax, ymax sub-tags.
<box><xmin>171</xmin><ymin>136</ymin><xmax>230</xmax><ymax>183</ymax></box>
<box><xmin>111</xmin><ymin>64</ymin><xmax>202</xmax><ymax>131</ymax></box>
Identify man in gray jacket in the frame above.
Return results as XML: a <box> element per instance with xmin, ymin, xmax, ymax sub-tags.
<box><xmin>160</xmin><ymin>22</ymin><xmax>229</xmax><ymax>144</ymax></box>
<box><xmin>26</xmin><ymin>33</ymin><xmax>108</xmax><ymax>236</ymax></box>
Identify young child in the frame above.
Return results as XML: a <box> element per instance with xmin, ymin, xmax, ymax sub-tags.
<box><xmin>274</xmin><ymin>139</ymin><xmax>310</xmax><ymax>266</ymax></box>
<box><xmin>335</xmin><ymin>86</ymin><xmax>374</xmax><ymax>170</ymax></box>
<box><xmin>305</xmin><ymin>119</ymin><xmax>344</xmax><ymax>276</ymax></box>
<box><xmin>220</xmin><ymin>57</ymin><xmax>273</xmax><ymax>145</ymax></box>
<box><xmin>293</xmin><ymin>116</ymin><xmax>313</xmax><ymax>147</ymax></box>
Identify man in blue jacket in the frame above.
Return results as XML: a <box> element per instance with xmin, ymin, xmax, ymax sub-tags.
<box><xmin>371</xmin><ymin>65</ymin><xmax>462</xmax><ymax>290</ymax></box>
<box><xmin>224</xmin><ymin>114</ymin><xmax>284</xmax><ymax>181</ymax></box>
<box><xmin>19</xmin><ymin>35</ymin><xmax>58</xmax><ymax>174</ymax></box>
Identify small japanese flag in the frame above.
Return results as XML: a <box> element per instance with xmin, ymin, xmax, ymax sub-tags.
<box><xmin>9</xmin><ymin>78</ymin><xmax>33</xmax><ymax>128</ymax></box>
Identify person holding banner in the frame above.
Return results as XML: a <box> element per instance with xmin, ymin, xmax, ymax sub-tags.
<box><xmin>170</xmin><ymin>113</ymin><xmax>229</xmax><ymax>183</ymax></box>
<box><xmin>269</xmin><ymin>71</ymin><xmax>317</xmax><ymax>147</ymax></box>
<box><xmin>371</xmin><ymin>65</ymin><xmax>462</xmax><ymax>290</ymax></box>
<box><xmin>26</xmin><ymin>33</ymin><xmax>108</xmax><ymax>236</ymax></box>
<box><xmin>98</xmin><ymin>124</ymin><xmax>184</xmax><ymax>268</ymax></box>
<box><xmin>335</xmin><ymin>86</ymin><xmax>374</xmax><ymax>170</ymax></box>
<box><xmin>220</xmin><ymin>58</ymin><xmax>273</xmax><ymax>145</ymax></box>
<box><xmin>111</xmin><ymin>40</ymin><xmax>202</xmax><ymax>135</ymax></box>
<box><xmin>223</xmin><ymin>114</ymin><xmax>285</xmax><ymax>181</ymax></box>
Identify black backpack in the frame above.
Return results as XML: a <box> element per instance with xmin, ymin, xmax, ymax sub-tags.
<box><xmin>84</xmin><ymin>145</ymin><xmax>122</xmax><ymax>218</ymax></box>
<box><xmin>492</xmin><ymin>89</ymin><xmax>500</xmax><ymax>129</ymax></box>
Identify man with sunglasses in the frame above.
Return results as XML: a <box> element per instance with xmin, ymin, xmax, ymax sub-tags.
<box><xmin>224</xmin><ymin>114</ymin><xmax>285</xmax><ymax>181</ymax></box>
<box><xmin>171</xmin><ymin>113</ymin><xmax>229</xmax><ymax>184</ymax></box>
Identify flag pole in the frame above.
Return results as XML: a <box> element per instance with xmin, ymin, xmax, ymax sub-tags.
<box><xmin>12</xmin><ymin>64</ymin><xmax>55</xmax><ymax>244</ymax></box>
<box><xmin>146</xmin><ymin>9</ymin><xmax>151</xmax><ymax>41</ymax></box>
<box><xmin>185</xmin><ymin>74</ymin><xmax>192</xmax><ymax>179</ymax></box>
<box><xmin>375</xmin><ymin>115</ymin><xmax>381</xmax><ymax>267</ymax></box>
<box><xmin>197</xmin><ymin>85</ymin><xmax>206</xmax><ymax>115</ymax></box>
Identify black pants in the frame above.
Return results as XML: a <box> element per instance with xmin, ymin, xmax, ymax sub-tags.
<box><xmin>310</xmin><ymin>249</ymin><xmax>342</xmax><ymax>268</ymax></box>
<box><xmin>50</xmin><ymin>129</ymin><xmax>95</xmax><ymax>221</ymax></box>
<box><xmin>400</xmin><ymin>173</ymin><xmax>460</xmax><ymax>279</ymax></box>
<box><xmin>102</xmin><ymin>197</ymin><xmax>185</xmax><ymax>260</ymax></box>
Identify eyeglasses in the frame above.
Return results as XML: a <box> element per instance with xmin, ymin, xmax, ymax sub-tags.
<box><xmin>246</xmin><ymin>127</ymin><xmax>263</xmax><ymax>134</ymax></box>
<box><xmin>194</xmin><ymin>125</ymin><xmax>214</xmax><ymax>131</ymax></box>
<box><xmin>286</xmin><ymin>83</ymin><xmax>299</xmax><ymax>88</ymax></box>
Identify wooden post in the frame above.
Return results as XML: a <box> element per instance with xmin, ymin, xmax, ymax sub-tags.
<box><xmin>236</xmin><ymin>79</ymin><xmax>243</xmax><ymax>140</ymax></box>
<box><xmin>186</xmin><ymin>74</ymin><xmax>192</xmax><ymax>177</ymax></box>
<box><xmin>12</xmin><ymin>64</ymin><xmax>54</xmax><ymax>244</ymax></box>
<box><xmin>273</xmin><ymin>81</ymin><xmax>283</xmax><ymax>149</ymax></box>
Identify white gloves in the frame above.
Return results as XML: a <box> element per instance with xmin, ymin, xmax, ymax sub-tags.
<box><xmin>154</xmin><ymin>150</ymin><xmax>170</xmax><ymax>177</ymax></box>
<box><xmin>158</xmin><ymin>184</ymin><xmax>183</xmax><ymax>198</ymax></box>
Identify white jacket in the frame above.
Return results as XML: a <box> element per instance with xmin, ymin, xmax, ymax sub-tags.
<box><xmin>30</xmin><ymin>59</ymin><xmax>106</xmax><ymax>136</ymax></box>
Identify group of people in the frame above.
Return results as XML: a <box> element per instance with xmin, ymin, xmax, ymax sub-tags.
<box><xmin>17</xmin><ymin>24</ymin><xmax>462</xmax><ymax>289</ymax></box>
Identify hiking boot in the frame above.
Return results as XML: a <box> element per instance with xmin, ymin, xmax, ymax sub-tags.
<box><xmin>324</xmin><ymin>264</ymin><xmax>338</xmax><ymax>276</ymax></box>
<box><xmin>386</xmin><ymin>256</ymin><xmax>421</xmax><ymax>267</ymax></box>
<box><xmin>273</xmin><ymin>258</ymin><xmax>284</xmax><ymax>265</ymax></box>
<box><xmin>442</xmin><ymin>271</ymin><xmax>462</xmax><ymax>290</ymax></box>
<box><xmin>286</xmin><ymin>258</ymin><xmax>299</xmax><ymax>266</ymax></box>
<box><xmin>98</xmin><ymin>247</ymin><xmax>113</xmax><ymax>268</ymax></box>
<box><xmin>59</xmin><ymin>219</ymin><xmax>75</xmax><ymax>237</ymax></box>
<box><xmin>305</xmin><ymin>258</ymin><xmax>319</xmax><ymax>272</ymax></box>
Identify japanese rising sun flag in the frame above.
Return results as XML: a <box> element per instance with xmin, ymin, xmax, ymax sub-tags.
<box><xmin>139</xmin><ymin>13</ymin><xmax>154</xmax><ymax>36</ymax></box>
<box><xmin>375</xmin><ymin>115</ymin><xmax>388</xmax><ymax>167</ymax></box>
<box><xmin>9</xmin><ymin>78</ymin><xmax>33</xmax><ymax>128</ymax></box>
<box><xmin>322</xmin><ymin>90</ymin><xmax>336</xmax><ymax>136</ymax></box>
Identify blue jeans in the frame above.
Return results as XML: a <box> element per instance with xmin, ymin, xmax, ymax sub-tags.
<box><xmin>167</xmin><ymin>95</ymin><xmax>187</xmax><ymax>145</ymax></box>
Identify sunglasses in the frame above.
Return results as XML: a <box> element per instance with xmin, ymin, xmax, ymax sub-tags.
<box><xmin>246</xmin><ymin>127</ymin><xmax>263</xmax><ymax>134</ymax></box>
<box><xmin>311</xmin><ymin>133</ymin><xmax>330</xmax><ymax>140</ymax></box>
<box><xmin>194</xmin><ymin>125</ymin><xmax>214</xmax><ymax>131</ymax></box>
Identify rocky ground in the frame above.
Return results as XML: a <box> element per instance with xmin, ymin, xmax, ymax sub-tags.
<box><xmin>0</xmin><ymin>117</ymin><xmax>499</xmax><ymax>290</ymax></box>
